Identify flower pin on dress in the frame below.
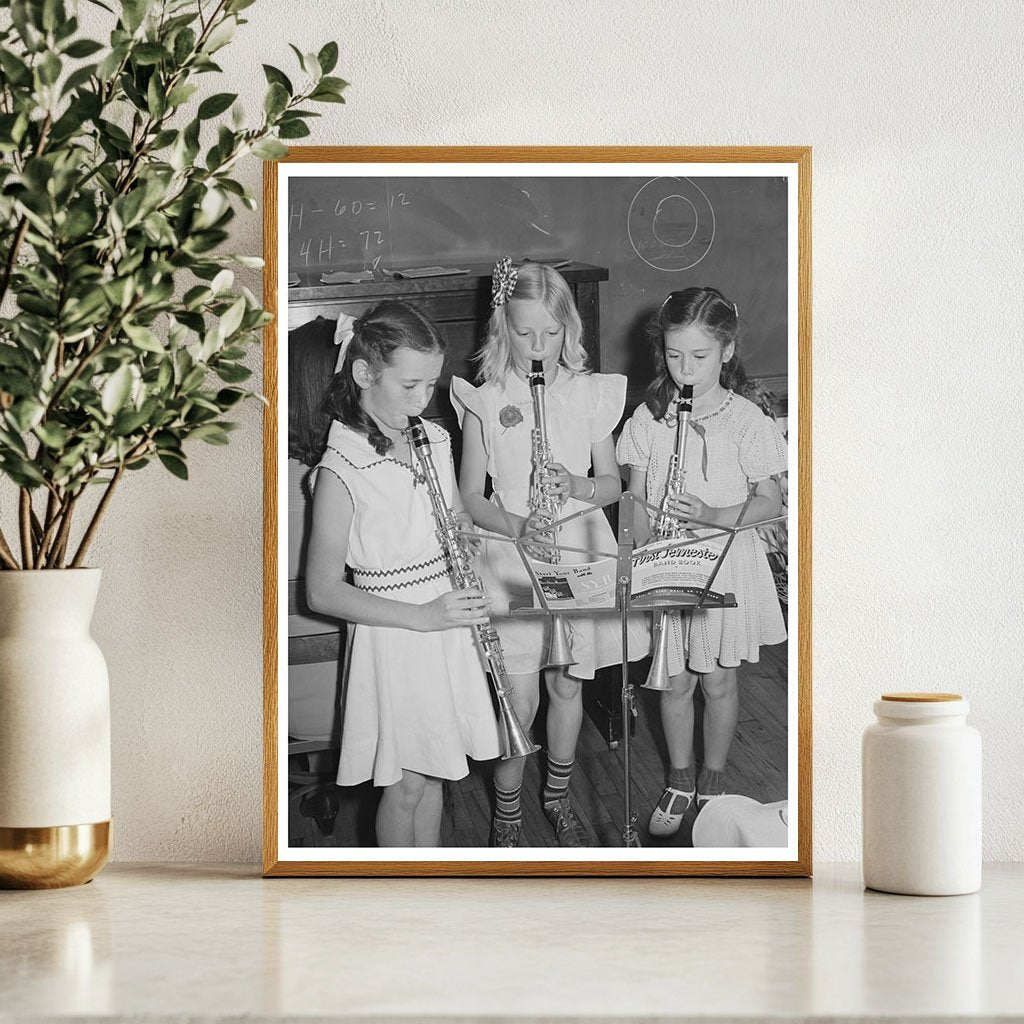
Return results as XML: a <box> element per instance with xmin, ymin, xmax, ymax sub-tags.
<box><xmin>498</xmin><ymin>404</ymin><xmax>524</xmax><ymax>432</ymax></box>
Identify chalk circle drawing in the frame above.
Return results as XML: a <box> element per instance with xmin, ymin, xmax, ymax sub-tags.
<box><xmin>627</xmin><ymin>177</ymin><xmax>715</xmax><ymax>272</ymax></box>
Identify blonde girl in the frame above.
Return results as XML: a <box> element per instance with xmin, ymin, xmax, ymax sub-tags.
<box><xmin>452</xmin><ymin>260</ymin><xmax>648</xmax><ymax>848</ymax></box>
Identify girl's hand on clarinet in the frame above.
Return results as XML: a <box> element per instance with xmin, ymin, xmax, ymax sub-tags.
<box><xmin>541</xmin><ymin>462</ymin><xmax>572</xmax><ymax>503</ymax></box>
<box><xmin>456</xmin><ymin>511</ymin><xmax>482</xmax><ymax>555</ymax></box>
<box><xmin>521</xmin><ymin>510</ymin><xmax>556</xmax><ymax>561</ymax></box>
<box><xmin>417</xmin><ymin>588</ymin><xmax>489</xmax><ymax>631</ymax></box>
<box><xmin>667</xmin><ymin>492</ymin><xmax>711</xmax><ymax>526</ymax></box>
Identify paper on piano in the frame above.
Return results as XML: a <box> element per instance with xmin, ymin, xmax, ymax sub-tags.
<box><xmin>389</xmin><ymin>266</ymin><xmax>470</xmax><ymax>279</ymax></box>
<box><xmin>522</xmin><ymin>256</ymin><xmax>572</xmax><ymax>269</ymax></box>
<box><xmin>320</xmin><ymin>269</ymin><xmax>374</xmax><ymax>284</ymax></box>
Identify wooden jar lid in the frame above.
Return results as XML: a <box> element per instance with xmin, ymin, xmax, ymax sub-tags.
<box><xmin>881</xmin><ymin>692</ymin><xmax>962</xmax><ymax>702</ymax></box>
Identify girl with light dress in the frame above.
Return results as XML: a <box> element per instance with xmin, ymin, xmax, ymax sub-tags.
<box><xmin>451</xmin><ymin>260</ymin><xmax>649</xmax><ymax>848</ymax></box>
<box><xmin>616</xmin><ymin>287</ymin><xmax>787</xmax><ymax>839</ymax></box>
<box><xmin>305</xmin><ymin>300</ymin><xmax>500</xmax><ymax>848</ymax></box>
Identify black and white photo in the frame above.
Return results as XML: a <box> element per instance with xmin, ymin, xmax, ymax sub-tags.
<box><xmin>264</xmin><ymin>149</ymin><xmax>811</xmax><ymax>876</ymax></box>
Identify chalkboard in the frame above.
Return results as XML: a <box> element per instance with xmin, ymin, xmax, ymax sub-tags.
<box><xmin>287</xmin><ymin>175</ymin><xmax>789</xmax><ymax>378</ymax></box>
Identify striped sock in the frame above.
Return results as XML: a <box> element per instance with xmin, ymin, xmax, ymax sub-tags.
<box><xmin>668</xmin><ymin>764</ymin><xmax>697</xmax><ymax>793</ymax></box>
<box><xmin>543</xmin><ymin>756</ymin><xmax>574</xmax><ymax>806</ymax></box>
<box><xmin>697</xmin><ymin>766</ymin><xmax>727</xmax><ymax>802</ymax></box>
<box><xmin>494</xmin><ymin>783</ymin><xmax>522</xmax><ymax>825</ymax></box>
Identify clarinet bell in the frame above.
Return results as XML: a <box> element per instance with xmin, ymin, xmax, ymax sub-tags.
<box><xmin>497</xmin><ymin>698</ymin><xmax>542</xmax><ymax>760</ymax></box>
<box><xmin>642</xmin><ymin>611</ymin><xmax>673</xmax><ymax>691</ymax></box>
<box><xmin>545</xmin><ymin>613</ymin><xmax>576</xmax><ymax>668</ymax></box>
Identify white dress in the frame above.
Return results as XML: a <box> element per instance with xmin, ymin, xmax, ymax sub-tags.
<box><xmin>310</xmin><ymin>419</ymin><xmax>501</xmax><ymax>786</ymax></box>
<box><xmin>451</xmin><ymin>370</ymin><xmax>650</xmax><ymax>679</ymax></box>
<box><xmin>616</xmin><ymin>390</ymin><xmax>788</xmax><ymax>675</ymax></box>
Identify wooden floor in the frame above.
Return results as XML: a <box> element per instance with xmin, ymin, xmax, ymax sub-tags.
<box><xmin>288</xmin><ymin>639</ymin><xmax>788</xmax><ymax>850</ymax></box>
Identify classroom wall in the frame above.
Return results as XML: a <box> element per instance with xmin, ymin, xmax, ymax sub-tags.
<box><xmin>7</xmin><ymin>0</ymin><xmax>1018</xmax><ymax>864</ymax></box>
<box><xmin>286</xmin><ymin>174</ymin><xmax>789</xmax><ymax>379</ymax></box>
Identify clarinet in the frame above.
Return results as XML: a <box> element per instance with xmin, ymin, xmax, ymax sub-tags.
<box><xmin>527</xmin><ymin>359</ymin><xmax>575</xmax><ymax>668</ymax></box>
<box><xmin>643</xmin><ymin>384</ymin><xmax>694</xmax><ymax>692</ymax></box>
<box><xmin>652</xmin><ymin>383</ymin><xmax>694</xmax><ymax>541</ymax></box>
<box><xmin>406</xmin><ymin>417</ymin><xmax>539</xmax><ymax>760</ymax></box>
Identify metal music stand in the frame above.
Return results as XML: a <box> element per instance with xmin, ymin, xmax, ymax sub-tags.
<box><xmin>466</xmin><ymin>491</ymin><xmax>785</xmax><ymax>848</ymax></box>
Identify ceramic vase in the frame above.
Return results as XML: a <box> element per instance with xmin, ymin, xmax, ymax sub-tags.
<box><xmin>0</xmin><ymin>569</ymin><xmax>111</xmax><ymax>888</ymax></box>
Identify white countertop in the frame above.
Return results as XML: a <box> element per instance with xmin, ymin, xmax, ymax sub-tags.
<box><xmin>2</xmin><ymin>862</ymin><xmax>1021</xmax><ymax>1022</ymax></box>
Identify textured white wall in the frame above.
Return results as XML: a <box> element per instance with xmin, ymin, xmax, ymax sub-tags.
<box><xmin>14</xmin><ymin>0</ymin><xmax>1021</xmax><ymax>863</ymax></box>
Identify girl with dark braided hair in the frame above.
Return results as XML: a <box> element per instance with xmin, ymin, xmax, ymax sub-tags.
<box><xmin>305</xmin><ymin>300</ymin><xmax>500</xmax><ymax>847</ymax></box>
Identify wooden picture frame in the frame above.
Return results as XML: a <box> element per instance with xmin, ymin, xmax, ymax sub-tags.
<box><xmin>263</xmin><ymin>147</ymin><xmax>811</xmax><ymax>877</ymax></box>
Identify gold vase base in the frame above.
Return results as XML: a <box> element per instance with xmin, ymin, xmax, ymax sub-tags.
<box><xmin>0</xmin><ymin>821</ymin><xmax>111</xmax><ymax>889</ymax></box>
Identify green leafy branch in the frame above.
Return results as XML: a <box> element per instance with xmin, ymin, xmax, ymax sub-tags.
<box><xmin>0</xmin><ymin>0</ymin><xmax>346</xmax><ymax>569</ymax></box>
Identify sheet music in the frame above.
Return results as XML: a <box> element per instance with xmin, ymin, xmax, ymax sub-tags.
<box><xmin>528</xmin><ymin>531</ymin><xmax>727</xmax><ymax>610</ymax></box>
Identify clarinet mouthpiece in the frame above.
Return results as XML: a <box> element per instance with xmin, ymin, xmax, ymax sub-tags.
<box><xmin>529</xmin><ymin>359</ymin><xmax>545</xmax><ymax>386</ymax></box>
<box><xmin>406</xmin><ymin>415</ymin><xmax>429</xmax><ymax>447</ymax></box>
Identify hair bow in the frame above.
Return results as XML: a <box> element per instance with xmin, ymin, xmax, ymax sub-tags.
<box><xmin>333</xmin><ymin>312</ymin><xmax>357</xmax><ymax>373</ymax></box>
<box><xmin>490</xmin><ymin>256</ymin><xmax>519</xmax><ymax>308</ymax></box>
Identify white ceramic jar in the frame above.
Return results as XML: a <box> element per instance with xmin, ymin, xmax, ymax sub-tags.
<box><xmin>862</xmin><ymin>693</ymin><xmax>981</xmax><ymax>895</ymax></box>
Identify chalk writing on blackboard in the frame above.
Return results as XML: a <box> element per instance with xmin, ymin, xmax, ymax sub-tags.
<box><xmin>291</xmin><ymin>186</ymin><xmax>422</xmax><ymax>268</ymax></box>
<box><xmin>627</xmin><ymin>177</ymin><xmax>716</xmax><ymax>272</ymax></box>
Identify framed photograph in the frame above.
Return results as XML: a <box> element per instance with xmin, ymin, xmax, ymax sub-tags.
<box><xmin>263</xmin><ymin>147</ymin><xmax>811</xmax><ymax>877</ymax></box>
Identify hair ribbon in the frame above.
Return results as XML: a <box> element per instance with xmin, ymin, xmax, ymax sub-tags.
<box><xmin>333</xmin><ymin>311</ymin><xmax>357</xmax><ymax>373</ymax></box>
<box><xmin>490</xmin><ymin>256</ymin><xmax>519</xmax><ymax>308</ymax></box>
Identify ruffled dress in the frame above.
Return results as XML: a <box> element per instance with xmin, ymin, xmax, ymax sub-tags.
<box><xmin>309</xmin><ymin>419</ymin><xmax>501</xmax><ymax>786</ymax></box>
<box><xmin>615</xmin><ymin>390</ymin><xmax>788</xmax><ymax>675</ymax></box>
<box><xmin>450</xmin><ymin>370</ymin><xmax>650</xmax><ymax>680</ymax></box>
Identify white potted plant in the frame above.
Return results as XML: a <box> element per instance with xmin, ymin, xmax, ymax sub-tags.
<box><xmin>0</xmin><ymin>0</ymin><xmax>345</xmax><ymax>887</ymax></box>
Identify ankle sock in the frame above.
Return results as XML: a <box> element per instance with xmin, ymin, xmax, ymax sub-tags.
<box><xmin>668</xmin><ymin>764</ymin><xmax>697</xmax><ymax>792</ymax></box>
<box><xmin>494</xmin><ymin>782</ymin><xmax>522</xmax><ymax>824</ymax></box>
<box><xmin>542</xmin><ymin>755</ymin><xmax>574</xmax><ymax>806</ymax></box>
<box><xmin>698</xmin><ymin>766</ymin><xmax>727</xmax><ymax>798</ymax></box>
